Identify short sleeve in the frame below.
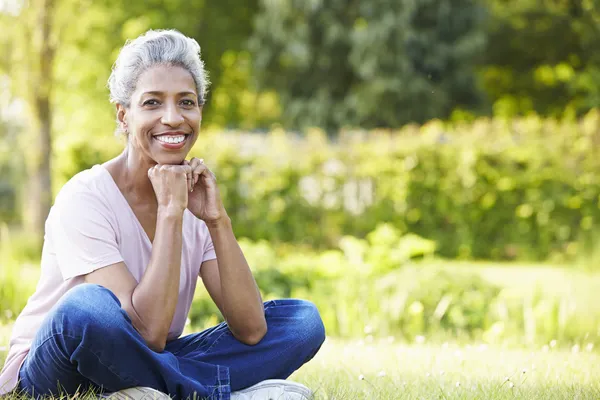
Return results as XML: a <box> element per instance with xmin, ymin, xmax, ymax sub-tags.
<box><xmin>50</xmin><ymin>190</ymin><xmax>124</xmax><ymax>281</ymax></box>
<box><xmin>200</xmin><ymin>222</ymin><xmax>217</xmax><ymax>263</ymax></box>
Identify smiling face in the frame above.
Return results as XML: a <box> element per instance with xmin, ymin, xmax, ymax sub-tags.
<box><xmin>117</xmin><ymin>64</ymin><xmax>202</xmax><ymax>165</ymax></box>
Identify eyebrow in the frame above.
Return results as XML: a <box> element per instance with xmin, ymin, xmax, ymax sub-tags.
<box><xmin>141</xmin><ymin>91</ymin><xmax>197</xmax><ymax>97</ymax></box>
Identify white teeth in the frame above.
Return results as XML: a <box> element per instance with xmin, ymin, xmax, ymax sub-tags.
<box><xmin>156</xmin><ymin>135</ymin><xmax>185</xmax><ymax>144</ymax></box>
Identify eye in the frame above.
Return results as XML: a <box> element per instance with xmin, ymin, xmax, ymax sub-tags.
<box><xmin>143</xmin><ymin>99</ymin><xmax>160</xmax><ymax>106</ymax></box>
<box><xmin>181</xmin><ymin>99</ymin><xmax>196</xmax><ymax>107</ymax></box>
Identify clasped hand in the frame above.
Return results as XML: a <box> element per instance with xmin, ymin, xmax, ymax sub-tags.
<box><xmin>147</xmin><ymin>158</ymin><xmax>226</xmax><ymax>223</ymax></box>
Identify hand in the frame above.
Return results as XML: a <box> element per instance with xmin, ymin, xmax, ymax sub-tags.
<box><xmin>182</xmin><ymin>157</ymin><xmax>227</xmax><ymax>223</ymax></box>
<box><xmin>147</xmin><ymin>164</ymin><xmax>191</xmax><ymax>212</ymax></box>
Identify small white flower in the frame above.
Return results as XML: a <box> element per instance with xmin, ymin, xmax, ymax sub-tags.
<box><xmin>439</xmin><ymin>370</ymin><xmax>445</xmax><ymax>376</ymax></box>
<box><xmin>522</xmin><ymin>369</ymin><xmax>527</xmax><ymax>374</ymax></box>
<box><xmin>572</xmin><ymin>344</ymin><xmax>580</xmax><ymax>353</ymax></box>
<box><xmin>415</xmin><ymin>335</ymin><xmax>426</xmax><ymax>344</ymax></box>
<box><xmin>586</xmin><ymin>343</ymin><xmax>594</xmax><ymax>352</ymax></box>
<box><xmin>377</xmin><ymin>371</ymin><xmax>386</xmax><ymax>377</ymax></box>
<box><xmin>426</xmin><ymin>372</ymin><xmax>431</xmax><ymax>377</ymax></box>
<box><xmin>358</xmin><ymin>374</ymin><xmax>365</xmax><ymax>381</ymax></box>
<box><xmin>550</xmin><ymin>339</ymin><xmax>557</xmax><ymax>348</ymax></box>
<box><xmin>542</xmin><ymin>345</ymin><xmax>549</xmax><ymax>352</ymax></box>
<box><xmin>509</xmin><ymin>382</ymin><xmax>515</xmax><ymax>389</ymax></box>
<box><xmin>363</xmin><ymin>325</ymin><xmax>373</xmax><ymax>334</ymax></box>
<box><xmin>504</xmin><ymin>377</ymin><xmax>510</xmax><ymax>382</ymax></box>
<box><xmin>455</xmin><ymin>382</ymin><xmax>461</xmax><ymax>388</ymax></box>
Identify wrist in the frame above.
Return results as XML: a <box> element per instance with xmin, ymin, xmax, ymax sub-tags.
<box><xmin>206</xmin><ymin>213</ymin><xmax>231</xmax><ymax>230</ymax></box>
<box><xmin>158</xmin><ymin>204</ymin><xmax>185</xmax><ymax>219</ymax></box>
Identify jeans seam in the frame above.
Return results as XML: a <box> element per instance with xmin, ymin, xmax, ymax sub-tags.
<box><xmin>27</xmin><ymin>331</ymin><xmax>138</xmax><ymax>387</ymax></box>
<box><xmin>202</xmin><ymin>331</ymin><xmax>229</xmax><ymax>356</ymax></box>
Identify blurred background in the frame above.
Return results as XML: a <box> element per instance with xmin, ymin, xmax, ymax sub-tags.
<box><xmin>1</xmin><ymin>0</ymin><xmax>600</xmax><ymax>352</ymax></box>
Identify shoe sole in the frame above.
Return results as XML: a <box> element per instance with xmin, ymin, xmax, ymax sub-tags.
<box><xmin>100</xmin><ymin>387</ymin><xmax>171</xmax><ymax>400</ymax></box>
<box><xmin>234</xmin><ymin>379</ymin><xmax>312</xmax><ymax>398</ymax></box>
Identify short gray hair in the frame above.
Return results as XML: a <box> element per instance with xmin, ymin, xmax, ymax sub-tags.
<box><xmin>108</xmin><ymin>29</ymin><xmax>210</xmax><ymax>131</ymax></box>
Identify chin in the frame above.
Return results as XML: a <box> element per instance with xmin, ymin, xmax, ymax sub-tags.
<box><xmin>153</xmin><ymin>153</ymin><xmax>188</xmax><ymax>165</ymax></box>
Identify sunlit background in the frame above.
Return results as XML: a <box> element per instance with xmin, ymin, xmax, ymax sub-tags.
<box><xmin>1</xmin><ymin>0</ymin><xmax>599</xmax><ymax>398</ymax></box>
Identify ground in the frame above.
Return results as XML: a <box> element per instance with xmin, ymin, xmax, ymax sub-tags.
<box><xmin>2</xmin><ymin>337</ymin><xmax>598</xmax><ymax>399</ymax></box>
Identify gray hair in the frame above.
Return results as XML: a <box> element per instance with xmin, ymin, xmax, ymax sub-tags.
<box><xmin>108</xmin><ymin>29</ymin><xmax>210</xmax><ymax>135</ymax></box>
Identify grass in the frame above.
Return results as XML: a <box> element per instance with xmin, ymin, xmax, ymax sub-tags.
<box><xmin>291</xmin><ymin>338</ymin><xmax>599</xmax><ymax>399</ymax></box>
<box><xmin>2</xmin><ymin>261</ymin><xmax>599</xmax><ymax>398</ymax></box>
<box><xmin>1</xmin><ymin>336</ymin><xmax>598</xmax><ymax>399</ymax></box>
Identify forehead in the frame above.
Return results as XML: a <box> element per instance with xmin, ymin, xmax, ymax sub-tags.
<box><xmin>135</xmin><ymin>65</ymin><xmax>197</xmax><ymax>95</ymax></box>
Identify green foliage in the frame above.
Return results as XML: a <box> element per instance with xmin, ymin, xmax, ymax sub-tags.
<box><xmin>0</xmin><ymin>226</ymin><xmax>39</xmax><ymax>323</ymax></box>
<box><xmin>52</xmin><ymin>112</ymin><xmax>600</xmax><ymax>262</ymax></box>
<box><xmin>188</xmin><ymin>226</ymin><xmax>599</xmax><ymax>346</ymax></box>
<box><xmin>482</xmin><ymin>0</ymin><xmax>600</xmax><ymax>118</ymax></box>
<box><xmin>250</xmin><ymin>0</ymin><xmax>487</xmax><ymax>131</ymax></box>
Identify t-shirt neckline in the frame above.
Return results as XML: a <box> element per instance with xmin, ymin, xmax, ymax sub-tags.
<box><xmin>94</xmin><ymin>164</ymin><xmax>154</xmax><ymax>248</ymax></box>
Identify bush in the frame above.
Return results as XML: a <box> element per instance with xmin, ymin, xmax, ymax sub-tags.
<box><xmin>189</xmin><ymin>224</ymin><xmax>599</xmax><ymax>347</ymax></box>
<box><xmin>189</xmin><ymin>112</ymin><xmax>600</xmax><ymax>262</ymax></box>
<box><xmin>52</xmin><ymin>112</ymin><xmax>600</xmax><ymax>262</ymax></box>
<box><xmin>0</xmin><ymin>225</ymin><xmax>39</xmax><ymax>323</ymax></box>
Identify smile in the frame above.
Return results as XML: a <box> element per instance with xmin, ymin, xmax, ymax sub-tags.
<box><xmin>156</xmin><ymin>135</ymin><xmax>185</xmax><ymax>144</ymax></box>
<box><xmin>153</xmin><ymin>133</ymin><xmax>190</xmax><ymax>149</ymax></box>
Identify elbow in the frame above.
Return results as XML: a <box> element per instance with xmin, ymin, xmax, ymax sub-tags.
<box><xmin>236</xmin><ymin>323</ymin><xmax>268</xmax><ymax>346</ymax></box>
<box><xmin>145</xmin><ymin>332</ymin><xmax>167</xmax><ymax>353</ymax></box>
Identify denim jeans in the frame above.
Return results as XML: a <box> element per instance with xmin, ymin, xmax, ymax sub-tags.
<box><xmin>17</xmin><ymin>284</ymin><xmax>326</xmax><ymax>400</ymax></box>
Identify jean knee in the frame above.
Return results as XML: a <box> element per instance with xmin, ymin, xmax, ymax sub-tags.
<box><xmin>299</xmin><ymin>300</ymin><xmax>326</xmax><ymax>350</ymax></box>
<box><xmin>53</xmin><ymin>283</ymin><xmax>125</xmax><ymax>335</ymax></box>
<box><xmin>273</xmin><ymin>299</ymin><xmax>326</xmax><ymax>351</ymax></box>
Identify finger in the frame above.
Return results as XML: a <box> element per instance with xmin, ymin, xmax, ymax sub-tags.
<box><xmin>192</xmin><ymin>164</ymin><xmax>208</xmax><ymax>186</ymax></box>
<box><xmin>178</xmin><ymin>164</ymin><xmax>193</xmax><ymax>192</ymax></box>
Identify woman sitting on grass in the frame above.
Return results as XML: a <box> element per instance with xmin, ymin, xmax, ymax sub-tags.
<box><xmin>0</xmin><ymin>29</ymin><xmax>325</xmax><ymax>400</ymax></box>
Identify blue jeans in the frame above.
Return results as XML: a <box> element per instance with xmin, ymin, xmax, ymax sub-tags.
<box><xmin>17</xmin><ymin>284</ymin><xmax>325</xmax><ymax>400</ymax></box>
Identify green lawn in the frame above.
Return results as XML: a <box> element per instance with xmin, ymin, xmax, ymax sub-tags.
<box><xmin>290</xmin><ymin>338</ymin><xmax>599</xmax><ymax>399</ymax></box>
<box><xmin>2</xmin><ymin>262</ymin><xmax>599</xmax><ymax>399</ymax></box>
<box><xmin>2</xmin><ymin>337</ymin><xmax>598</xmax><ymax>399</ymax></box>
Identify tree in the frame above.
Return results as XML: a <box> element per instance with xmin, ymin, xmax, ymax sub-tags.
<box><xmin>0</xmin><ymin>0</ymin><xmax>59</xmax><ymax>237</ymax></box>
<box><xmin>481</xmin><ymin>0</ymin><xmax>600</xmax><ymax>117</ymax></box>
<box><xmin>249</xmin><ymin>0</ymin><xmax>487</xmax><ymax>132</ymax></box>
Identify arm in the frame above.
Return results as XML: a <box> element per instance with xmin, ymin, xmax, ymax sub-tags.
<box><xmin>85</xmin><ymin>206</ymin><xmax>184</xmax><ymax>352</ymax></box>
<box><xmin>200</xmin><ymin>217</ymin><xmax>267</xmax><ymax>345</ymax></box>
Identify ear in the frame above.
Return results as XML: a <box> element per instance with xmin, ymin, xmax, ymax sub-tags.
<box><xmin>116</xmin><ymin>104</ymin><xmax>128</xmax><ymax>132</ymax></box>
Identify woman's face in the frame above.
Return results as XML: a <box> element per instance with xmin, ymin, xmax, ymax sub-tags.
<box><xmin>118</xmin><ymin>64</ymin><xmax>202</xmax><ymax>166</ymax></box>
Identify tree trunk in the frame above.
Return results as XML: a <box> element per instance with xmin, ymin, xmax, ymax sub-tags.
<box><xmin>25</xmin><ymin>0</ymin><xmax>55</xmax><ymax>239</ymax></box>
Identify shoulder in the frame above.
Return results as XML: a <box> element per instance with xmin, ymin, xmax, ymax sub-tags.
<box><xmin>52</xmin><ymin>165</ymin><xmax>114</xmax><ymax>216</ymax></box>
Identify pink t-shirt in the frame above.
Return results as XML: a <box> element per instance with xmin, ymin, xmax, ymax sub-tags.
<box><xmin>0</xmin><ymin>164</ymin><xmax>216</xmax><ymax>395</ymax></box>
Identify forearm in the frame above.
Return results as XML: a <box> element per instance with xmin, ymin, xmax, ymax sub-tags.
<box><xmin>208</xmin><ymin>216</ymin><xmax>266</xmax><ymax>342</ymax></box>
<box><xmin>132</xmin><ymin>206</ymin><xmax>183</xmax><ymax>349</ymax></box>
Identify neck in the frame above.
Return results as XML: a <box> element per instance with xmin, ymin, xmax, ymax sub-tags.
<box><xmin>114</xmin><ymin>145</ymin><xmax>157</xmax><ymax>203</ymax></box>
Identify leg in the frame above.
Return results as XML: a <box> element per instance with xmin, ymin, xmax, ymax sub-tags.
<box><xmin>18</xmin><ymin>284</ymin><xmax>229</xmax><ymax>400</ymax></box>
<box><xmin>167</xmin><ymin>299</ymin><xmax>326</xmax><ymax>391</ymax></box>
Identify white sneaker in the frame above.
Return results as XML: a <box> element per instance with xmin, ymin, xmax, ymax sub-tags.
<box><xmin>99</xmin><ymin>386</ymin><xmax>171</xmax><ymax>400</ymax></box>
<box><xmin>231</xmin><ymin>379</ymin><xmax>312</xmax><ymax>400</ymax></box>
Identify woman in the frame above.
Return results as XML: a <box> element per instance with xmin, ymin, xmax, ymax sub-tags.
<box><xmin>0</xmin><ymin>29</ymin><xmax>325</xmax><ymax>400</ymax></box>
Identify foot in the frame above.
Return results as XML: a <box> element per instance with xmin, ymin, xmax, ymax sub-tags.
<box><xmin>231</xmin><ymin>379</ymin><xmax>312</xmax><ymax>400</ymax></box>
<box><xmin>98</xmin><ymin>386</ymin><xmax>171</xmax><ymax>400</ymax></box>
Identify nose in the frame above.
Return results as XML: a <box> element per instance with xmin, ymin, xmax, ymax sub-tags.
<box><xmin>160</xmin><ymin>103</ymin><xmax>184</xmax><ymax>127</ymax></box>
